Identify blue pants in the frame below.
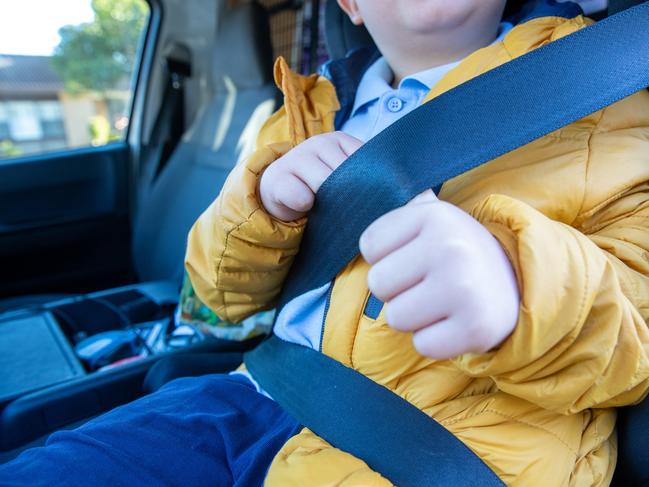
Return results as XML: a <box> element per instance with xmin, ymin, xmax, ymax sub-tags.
<box><xmin>0</xmin><ymin>374</ymin><xmax>301</xmax><ymax>486</ymax></box>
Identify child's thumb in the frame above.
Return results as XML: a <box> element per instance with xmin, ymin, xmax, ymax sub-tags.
<box><xmin>408</xmin><ymin>189</ymin><xmax>438</xmax><ymax>206</ymax></box>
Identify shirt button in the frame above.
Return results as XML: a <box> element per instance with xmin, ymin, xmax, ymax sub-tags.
<box><xmin>386</xmin><ymin>97</ymin><xmax>404</xmax><ymax>112</ymax></box>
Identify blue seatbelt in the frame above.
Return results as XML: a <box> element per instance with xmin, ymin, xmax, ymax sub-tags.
<box><xmin>246</xmin><ymin>3</ymin><xmax>649</xmax><ymax>486</ymax></box>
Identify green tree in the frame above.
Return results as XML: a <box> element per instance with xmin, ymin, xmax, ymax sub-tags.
<box><xmin>51</xmin><ymin>0</ymin><xmax>148</xmax><ymax>94</ymax></box>
<box><xmin>0</xmin><ymin>140</ymin><xmax>22</xmax><ymax>158</ymax></box>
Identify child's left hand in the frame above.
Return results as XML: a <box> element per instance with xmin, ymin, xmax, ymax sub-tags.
<box><xmin>359</xmin><ymin>190</ymin><xmax>520</xmax><ymax>360</ymax></box>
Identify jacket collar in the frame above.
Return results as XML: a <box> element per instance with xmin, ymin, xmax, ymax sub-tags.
<box><xmin>319</xmin><ymin>47</ymin><xmax>381</xmax><ymax>129</ymax></box>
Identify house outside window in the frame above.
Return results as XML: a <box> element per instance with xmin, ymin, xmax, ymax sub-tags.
<box><xmin>0</xmin><ymin>0</ymin><xmax>150</xmax><ymax>160</ymax></box>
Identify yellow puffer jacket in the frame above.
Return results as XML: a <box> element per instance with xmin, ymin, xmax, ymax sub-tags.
<box><xmin>185</xmin><ymin>13</ymin><xmax>649</xmax><ymax>486</ymax></box>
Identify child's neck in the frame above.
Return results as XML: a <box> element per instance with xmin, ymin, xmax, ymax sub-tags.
<box><xmin>383</xmin><ymin>23</ymin><xmax>502</xmax><ymax>88</ymax></box>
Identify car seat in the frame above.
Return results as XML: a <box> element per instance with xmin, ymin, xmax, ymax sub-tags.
<box><xmin>131</xmin><ymin>1</ymin><xmax>278</xmax><ymax>284</ymax></box>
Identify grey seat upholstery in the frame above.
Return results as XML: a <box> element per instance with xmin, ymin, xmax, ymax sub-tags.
<box><xmin>132</xmin><ymin>2</ymin><xmax>278</xmax><ymax>283</ymax></box>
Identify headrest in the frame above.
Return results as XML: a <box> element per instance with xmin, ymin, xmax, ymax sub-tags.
<box><xmin>324</xmin><ymin>1</ymin><xmax>532</xmax><ymax>61</ymax></box>
<box><xmin>212</xmin><ymin>2</ymin><xmax>274</xmax><ymax>91</ymax></box>
<box><xmin>324</xmin><ymin>0</ymin><xmax>376</xmax><ymax>61</ymax></box>
<box><xmin>504</xmin><ymin>0</ymin><xmax>529</xmax><ymax>18</ymax></box>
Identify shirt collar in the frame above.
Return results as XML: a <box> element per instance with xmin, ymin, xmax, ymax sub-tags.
<box><xmin>350</xmin><ymin>21</ymin><xmax>514</xmax><ymax>117</ymax></box>
<box><xmin>350</xmin><ymin>57</ymin><xmax>394</xmax><ymax>117</ymax></box>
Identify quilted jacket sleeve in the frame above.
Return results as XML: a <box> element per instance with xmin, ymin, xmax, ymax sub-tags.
<box><xmin>184</xmin><ymin>57</ymin><xmax>340</xmax><ymax>324</ymax></box>
<box><xmin>453</xmin><ymin>105</ymin><xmax>649</xmax><ymax>415</ymax></box>
<box><xmin>185</xmin><ymin>108</ymin><xmax>306</xmax><ymax>323</ymax></box>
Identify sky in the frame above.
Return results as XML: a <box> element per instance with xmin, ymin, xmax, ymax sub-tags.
<box><xmin>0</xmin><ymin>0</ymin><xmax>94</xmax><ymax>56</ymax></box>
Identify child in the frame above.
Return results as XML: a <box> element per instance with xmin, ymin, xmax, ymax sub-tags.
<box><xmin>1</xmin><ymin>1</ymin><xmax>647</xmax><ymax>485</ymax></box>
<box><xmin>186</xmin><ymin>0</ymin><xmax>649</xmax><ymax>485</ymax></box>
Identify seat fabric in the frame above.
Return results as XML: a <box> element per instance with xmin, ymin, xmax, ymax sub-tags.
<box><xmin>132</xmin><ymin>1</ymin><xmax>278</xmax><ymax>283</ymax></box>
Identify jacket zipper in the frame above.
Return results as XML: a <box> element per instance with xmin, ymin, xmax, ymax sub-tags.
<box><xmin>318</xmin><ymin>283</ymin><xmax>334</xmax><ymax>352</ymax></box>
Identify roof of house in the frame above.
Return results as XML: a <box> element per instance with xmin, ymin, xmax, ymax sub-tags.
<box><xmin>0</xmin><ymin>54</ymin><xmax>63</xmax><ymax>97</ymax></box>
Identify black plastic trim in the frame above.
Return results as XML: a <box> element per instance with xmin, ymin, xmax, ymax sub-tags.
<box><xmin>0</xmin><ymin>338</ymin><xmax>256</xmax><ymax>452</ymax></box>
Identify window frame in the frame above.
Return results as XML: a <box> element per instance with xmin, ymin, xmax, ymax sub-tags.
<box><xmin>124</xmin><ymin>0</ymin><xmax>162</xmax><ymax>145</ymax></box>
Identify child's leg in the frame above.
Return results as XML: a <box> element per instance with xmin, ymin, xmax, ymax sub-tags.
<box><xmin>0</xmin><ymin>374</ymin><xmax>300</xmax><ymax>486</ymax></box>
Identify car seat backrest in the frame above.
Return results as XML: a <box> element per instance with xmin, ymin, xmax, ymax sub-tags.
<box><xmin>324</xmin><ymin>0</ymin><xmax>375</xmax><ymax>61</ymax></box>
<box><xmin>132</xmin><ymin>1</ymin><xmax>278</xmax><ymax>283</ymax></box>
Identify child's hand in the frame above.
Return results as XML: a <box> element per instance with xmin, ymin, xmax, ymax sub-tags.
<box><xmin>359</xmin><ymin>190</ymin><xmax>520</xmax><ymax>360</ymax></box>
<box><xmin>260</xmin><ymin>132</ymin><xmax>363</xmax><ymax>222</ymax></box>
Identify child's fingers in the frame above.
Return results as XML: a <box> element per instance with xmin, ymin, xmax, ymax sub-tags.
<box><xmin>383</xmin><ymin>278</ymin><xmax>452</xmax><ymax>333</ymax></box>
<box><xmin>411</xmin><ymin>317</ymin><xmax>474</xmax><ymax>360</ymax></box>
<box><xmin>290</xmin><ymin>157</ymin><xmax>333</xmax><ymax>194</ymax></box>
<box><xmin>332</xmin><ymin>131</ymin><xmax>363</xmax><ymax>158</ymax></box>
<box><xmin>408</xmin><ymin>189</ymin><xmax>438</xmax><ymax>205</ymax></box>
<box><xmin>310</xmin><ymin>132</ymin><xmax>363</xmax><ymax>170</ymax></box>
<box><xmin>275</xmin><ymin>174</ymin><xmax>315</xmax><ymax>214</ymax></box>
<box><xmin>367</xmin><ymin>239</ymin><xmax>427</xmax><ymax>302</ymax></box>
<box><xmin>317</xmin><ymin>141</ymin><xmax>354</xmax><ymax>171</ymax></box>
<box><xmin>360</xmin><ymin>205</ymin><xmax>425</xmax><ymax>264</ymax></box>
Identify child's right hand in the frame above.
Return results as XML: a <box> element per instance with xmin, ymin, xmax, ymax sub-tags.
<box><xmin>260</xmin><ymin>132</ymin><xmax>363</xmax><ymax>222</ymax></box>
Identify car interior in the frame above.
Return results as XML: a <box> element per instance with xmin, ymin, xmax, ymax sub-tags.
<box><xmin>0</xmin><ymin>0</ymin><xmax>304</xmax><ymax>460</ymax></box>
<box><xmin>0</xmin><ymin>0</ymin><xmax>646</xmax><ymax>484</ymax></box>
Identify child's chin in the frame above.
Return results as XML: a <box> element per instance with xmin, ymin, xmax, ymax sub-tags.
<box><xmin>399</xmin><ymin>0</ymin><xmax>505</xmax><ymax>32</ymax></box>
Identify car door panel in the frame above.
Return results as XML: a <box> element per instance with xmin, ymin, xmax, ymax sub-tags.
<box><xmin>0</xmin><ymin>143</ymin><xmax>132</xmax><ymax>298</ymax></box>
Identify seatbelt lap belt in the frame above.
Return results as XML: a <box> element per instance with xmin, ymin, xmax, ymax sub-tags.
<box><xmin>246</xmin><ymin>335</ymin><xmax>505</xmax><ymax>486</ymax></box>
<box><xmin>246</xmin><ymin>3</ymin><xmax>649</xmax><ymax>485</ymax></box>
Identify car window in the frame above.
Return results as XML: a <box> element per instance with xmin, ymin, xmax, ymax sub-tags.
<box><xmin>0</xmin><ymin>0</ymin><xmax>150</xmax><ymax>160</ymax></box>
